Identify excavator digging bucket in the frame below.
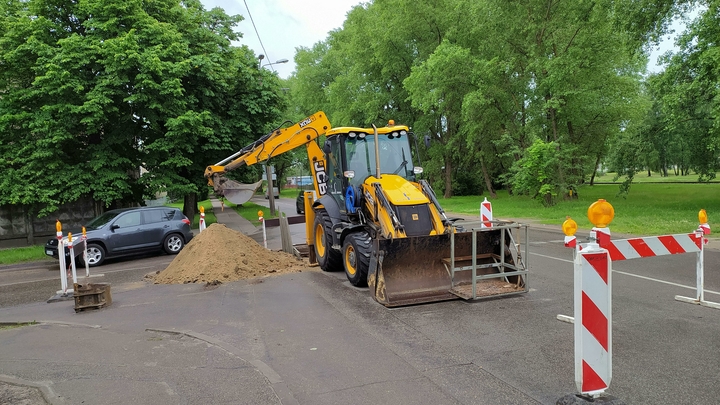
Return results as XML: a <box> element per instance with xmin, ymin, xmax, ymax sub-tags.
<box><xmin>367</xmin><ymin>230</ymin><xmax>519</xmax><ymax>307</ymax></box>
<box><xmin>213</xmin><ymin>179</ymin><xmax>263</xmax><ymax>205</ymax></box>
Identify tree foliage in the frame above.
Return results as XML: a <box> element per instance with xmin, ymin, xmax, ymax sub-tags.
<box><xmin>287</xmin><ymin>0</ymin><xmax>678</xmax><ymax>201</ymax></box>
<box><xmin>0</xmin><ymin>0</ymin><xmax>285</xmax><ymax>218</ymax></box>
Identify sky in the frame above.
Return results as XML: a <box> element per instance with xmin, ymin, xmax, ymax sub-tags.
<box><xmin>199</xmin><ymin>0</ymin><xmax>363</xmax><ymax>79</ymax></box>
<box><xmin>199</xmin><ymin>1</ymin><xmax>688</xmax><ymax>79</ymax></box>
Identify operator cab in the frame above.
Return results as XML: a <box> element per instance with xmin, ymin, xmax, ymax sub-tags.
<box><xmin>323</xmin><ymin>122</ymin><xmax>421</xmax><ymax>215</ymax></box>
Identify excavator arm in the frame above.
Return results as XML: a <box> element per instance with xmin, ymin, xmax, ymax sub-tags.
<box><xmin>204</xmin><ymin>112</ymin><xmax>331</xmax><ymax>204</ymax></box>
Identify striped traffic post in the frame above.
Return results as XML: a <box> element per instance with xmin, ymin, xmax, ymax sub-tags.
<box><xmin>199</xmin><ymin>206</ymin><xmax>206</xmax><ymax>232</ymax></box>
<box><xmin>67</xmin><ymin>232</ymin><xmax>78</xmax><ymax>286</ymax></box>
<box><xmin>82</xmin><ymin>226</ymin><xmax>90</xmax><ymax>278</ymax></box>
<box><xmin>56</xmin><ymin>220</ymin><xmax>68</xmax><ymax>295</ymax></box>
<box><xmin>258</xmin><ymin>210</ymin><xmax>267</xmax><ymax>249</ymax></box>
<box><xmin>675</xmin><ymin>209</ymin><xmax>718</xmax><ymax>309</ymax></box>
<box><xmin>480</xmin><ymin>197</ymin><xmax>492</xmax><ymax>228</ymax></box>
<box><xmin>575</xmin><ymin>242</ymin><xmax>612</xmax><ymax>395</ymax></box>
<box><xmin>575</xmin><ymin>199</ymin><xmax>615</xmax><ymax>397</ymax></box>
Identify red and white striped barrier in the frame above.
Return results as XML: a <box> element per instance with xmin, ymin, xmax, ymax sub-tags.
<box><xmin>574</xmin><ymin>244</ymin><xmax>612</xmax><ymax>395</ymax></box>
<box><xmin>480</xmin><ymin>197</ymin><xmax>492</xmax><ymax>228</ymax></box>
<box><xmin>600</xmin><ymin>233</ymin><xmax>702</xmax><ymax>261</ymax></box>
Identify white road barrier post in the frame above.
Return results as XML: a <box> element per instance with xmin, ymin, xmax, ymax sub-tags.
<box><xmin>259</xmin><ymin>210</ymin><xmax>267</xmax><ymax>249</ymax></box>
<box><xmin>82</xmin><ymin>226</ymin><xmax>90</xmax><ymax>278</ymax></box>
<box><xmin>67</xmin><ymin>232</ymin><xmax>78</xmax><ymax>285</ymax></box>
<box><xmin>575</xmin><ymin>243</ymin><xmax>612</xmax><ymax>396</ymax></box>
<box><xmin>675</xmin><ymin>209</ymin><xmax>718</xmax><ymax>309</ymax></box>
<box><xmin>199</xmin><ymin>206</ymin><xmax>206</xmax><ymax>232</ymax></box>
<box><xmin>56</xmin><ymin>220</ymin><xmax>68</xmax><ymax>295</ymax></box>
<box><xmin>558</xmin><ymin>199</ymin><xmax>625</xmax><ymax>404</ymax></box>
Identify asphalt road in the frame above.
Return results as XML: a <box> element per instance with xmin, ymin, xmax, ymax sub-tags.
<box><xmin>1</xmin><ymin>196</ymin><xmax>719</xmax><ymax>404</ymax></box>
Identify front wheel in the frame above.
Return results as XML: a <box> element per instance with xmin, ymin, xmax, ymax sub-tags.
<box><xmin>342</xmin><ymin>232</ymin><xmax>371</xmax><ymax>287</ymax></box>
<box><xmin>313</xmin><ymin>209</ymin><xmax>342</xmax><ymax>272</ymax></box>
<box><xmin>163</xmin><ymin>234</ymin><xmax>185</xmax><ymax>254</ymax></box>
<box><xmin>83</xmin><ymin>243</ymin><xmax>106</xmax><ymax>267</ymax></box>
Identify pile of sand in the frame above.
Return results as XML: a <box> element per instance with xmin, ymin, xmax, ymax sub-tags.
<box><xmin>152</xmin><ymin>223</ymin><xmax>309</xmax><ymax>284</ymax></box>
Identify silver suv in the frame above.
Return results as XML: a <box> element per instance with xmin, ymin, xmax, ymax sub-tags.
<box><xmin>45</xmin><ymin>207</ymin><xmax>193</xmax><ymax>267</ymax></box>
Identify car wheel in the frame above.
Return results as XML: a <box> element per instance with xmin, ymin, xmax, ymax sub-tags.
<box><xmin>164</xmin><ymin>233</ymin><xmax>185</xmax><ymax>254</ymax></box>
<box><xmin>83</xmin><ymin>243</ymin><xmax>106</xmax><ymax>267</ymax></box>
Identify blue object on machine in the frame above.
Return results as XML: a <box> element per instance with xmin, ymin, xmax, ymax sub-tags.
<box><xmin>345</xmin><ymin>186</ymin><xmax>357</xmax><ymax>213</ymax></box>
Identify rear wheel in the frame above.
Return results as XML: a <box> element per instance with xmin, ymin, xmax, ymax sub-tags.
<box><xmin>313</xmin><ymin>209</ymin><xmax>342</xmax><ymax>272</ymax></box>
<box><xmin>343</xmin><ymin>232</ymin><xmax>371</xmax><ymax>287</ymax></box>
<box><xmin>164</xmin><ymin>234</ymin><xmax>184</xmax><ymax>254</ymax></box>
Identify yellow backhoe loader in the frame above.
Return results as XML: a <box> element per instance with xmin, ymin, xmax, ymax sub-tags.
<box><xmin>205</xmin><ymin>112</ymin><xmax>528</xmax><ymax>307</ymax></box>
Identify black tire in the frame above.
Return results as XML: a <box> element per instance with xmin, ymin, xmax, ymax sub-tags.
<box><xmin>163</xmin><ymin>233</ymin><xmax>185</xmax><ymax>255</ymax></box>
<box><xmin>83</xmin><ymin>243</ymin><xmax>106</xmax><ymax>267</ymax></box>
<box><xmin>342</xmin><ymin>232</ymin><xmax>371</xmax><ymax>287</ymax></box>
<box><xmin>313</xmin><ymin>209</ymin><xmax>342</xmax><ymax>272</ymax></box>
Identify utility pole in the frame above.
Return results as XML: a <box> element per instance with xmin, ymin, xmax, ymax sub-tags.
<box><xmin>266</xmin><ymin>164</ymin><xmax>276</xmax><ymax>216</ymax></box>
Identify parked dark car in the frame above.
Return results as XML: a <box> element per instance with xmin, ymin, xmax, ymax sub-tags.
<box><xmin>45</xmin><ymin>207</ymin><xmax>193</xmax><ymax>267</ymax></box>
<box><xmin>296</xmin><ymin>191</ymin><xmax>305</xmax><ymax>214</ymax></box>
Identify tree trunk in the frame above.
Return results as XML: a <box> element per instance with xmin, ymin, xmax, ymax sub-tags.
<box><xmin>589</xmin><ymin>154</ymin><xmax>602</xmax><ymax>186</ymax></box>
<box><xmin>183</xmin><ymin>193</ymin><xmax>198</xmax><ymax>227</ymax></box>
<box><xmin>480</xmin><ymin>156</ymin><xmax>496</xmax><ymax>198</ymax></box>
<box><xmin>443</xmin><ymin>155</ymin><xmax>452</xmax><ymax>198</ymax></box>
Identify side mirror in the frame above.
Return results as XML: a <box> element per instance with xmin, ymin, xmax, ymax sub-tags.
<box><xmin>111</xmin><ymin>224</ymin><xmax>120</xmax><ymax>231</ymax></box>
<box><xmin>323</xmin><ymin>140</ymin><xmax>332</xmax><ymax>155</ymax></box>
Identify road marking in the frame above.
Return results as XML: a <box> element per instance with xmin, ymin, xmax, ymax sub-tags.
<box><xmin>530</xmin><ymin>251</ymin><xmax>720</xmax><ymax>297</ymax></box>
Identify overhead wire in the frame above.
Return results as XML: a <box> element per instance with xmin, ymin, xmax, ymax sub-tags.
<box><xmin>242</xmin><ymin>0</ymin><xmax>276</xmax><ymax>72</ymax></box>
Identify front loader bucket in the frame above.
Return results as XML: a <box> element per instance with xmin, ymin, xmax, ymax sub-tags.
<box><xmin>214</xmin><ymin>179</ymin><xmax>263</xmax><ymax>205</ymax></box>
<box><xmin>367</xmin><ymin>231</ymin><xmax>517</xmax><ymax>307</ymax></box>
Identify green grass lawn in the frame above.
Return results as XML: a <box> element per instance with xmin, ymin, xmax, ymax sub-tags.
<box><xmin>439</xmin><ymin>183</ymin><xmax>720</xmax><ymax>236</ymax></box>
<box><xmin>596</xmin><ymin>171</ymin><xmax>720</xmax><ymax>183</ymax></box>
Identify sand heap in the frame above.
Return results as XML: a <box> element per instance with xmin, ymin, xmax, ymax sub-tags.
<box><xmin>153</xmin><ymin>223</ymin><xmax>309</xmax><ymax>284</ymax></box>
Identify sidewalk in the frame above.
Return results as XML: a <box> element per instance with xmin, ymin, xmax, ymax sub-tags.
<box><xmin>209</xmin><ymin>198</ymin><xmax>258</xmax><ymax>235</ymax></box>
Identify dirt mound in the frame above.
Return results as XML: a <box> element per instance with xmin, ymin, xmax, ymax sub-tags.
<box><xmin>152</xmin><ymin>223</ymin><xmax>309</xmax><ymax>284</ymax></box>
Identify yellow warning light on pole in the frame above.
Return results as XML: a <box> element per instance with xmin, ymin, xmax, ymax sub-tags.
<box><xmin>562</xmin><ymin>216</ymin><xmax>578</xmax><ymax>236</ymax></box>
<box><xmin>68</xmin><ymin>232</ymin><xmax>72</xmax><ymax>243</ymax></box>
<box><xmin>56</xmin><ymin>220</ymin><xmax>62</xmax><ymax>233</ymax></box>
<box><xmin>587</xmin><ymin>199</ymin><xmax>614</xmax><ymax>228</ymax></box>
<box><xmin>200</xmin><ymin>206</ymin><xmax>205</xmax><ymax>214</ymax></box>
<box><xmin>699</xmin><ymin>209</ymin><xmax>708</xmax><ymax>224</ymax></box>
<box><xmin>258</xmin><ymin>210</ymin><xmax>264</xmax><ymax>218</ymax></box>
<box><xmin>82</xmin><ymin>226</ymin><xmax>86</xmax><ymax>237</ymax></box>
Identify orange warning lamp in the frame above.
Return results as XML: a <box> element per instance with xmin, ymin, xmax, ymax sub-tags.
<box><xmin>82</xmin><ymin>226</ymin><xmax>86</xmax><ymax>237</ymax></box>
<box><xmin>200</xmin><ymin>206</ymin><xmax>205</xmax><ymax>214</ymax></box>
<box><xmin>699</xmin><ymin>209</ymin><xmax>708</xmax><ymax>224</ymax></box>
<box><xmin>562</xmin><ymin>217</ymin><xmax>578</xmax><ymax>236</ymax></box>
<box><xmin>67</xmin><ymin>232</ymin><xmax>72</xmax><ymax>243</ymax></box>
<box><xmin>587</xmin><ymin>199</ymin><xmax>614</xmax><ymax>228</ymax></box>
<box><xmin>56</xmin><ymin>220</ymin><xmax>62</xmax><ymax>233</ymax></box>
<box><xmin>258</xmin><ymin>210</ymin><xmax>264</xmax><ymax>218</ymax></box>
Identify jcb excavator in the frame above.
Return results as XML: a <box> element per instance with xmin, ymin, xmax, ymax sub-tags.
<box><xmin>205</xmin><ymin>112</ymin><xmax>527</xmax><ymax>307</ymax></box>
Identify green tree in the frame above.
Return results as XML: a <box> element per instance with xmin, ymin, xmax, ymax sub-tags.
<box><xmin>0</xmin><ymin>0</ymin><xmax>284</xmax><ymax>220</ymax></box>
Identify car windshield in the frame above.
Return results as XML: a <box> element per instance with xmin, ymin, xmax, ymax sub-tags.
<box><xmin>85</xmin><ymin>211</ymin><xmax>121</xmax><ymax>230</ymax></box>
